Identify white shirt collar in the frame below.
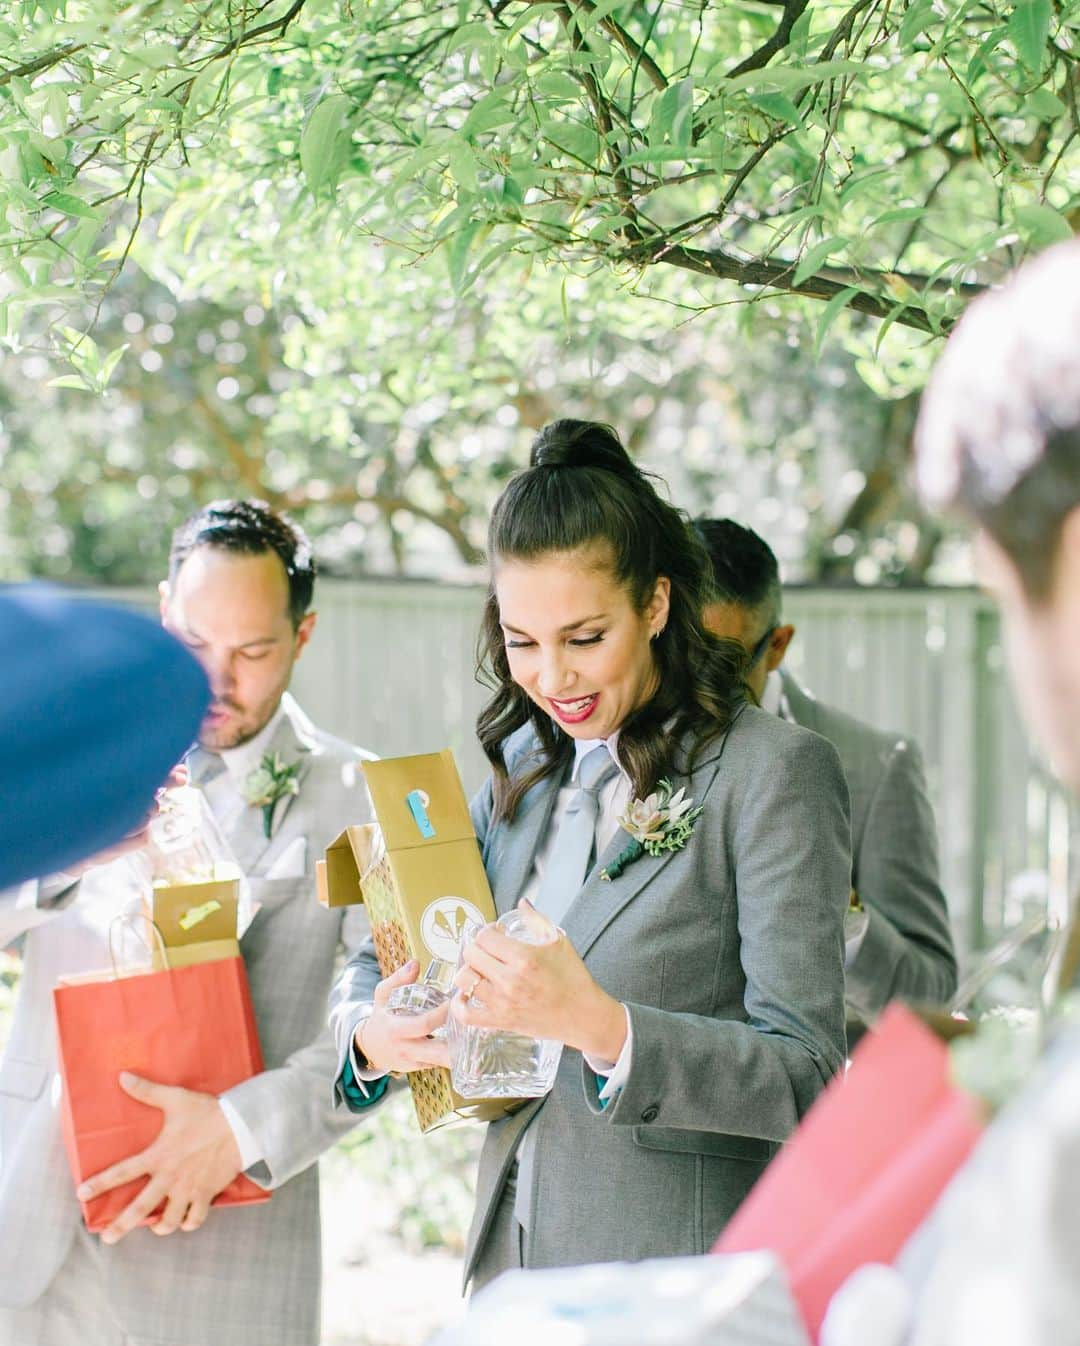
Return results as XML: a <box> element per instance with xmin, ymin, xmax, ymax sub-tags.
<box><xmin>218</xmin><ymin>701</ymin><xmax>287</xmax><ymax>787</ymax></box>
<box><xmin>760</xmin><ymin>670</ymin><xmax>784</xmax><ymax>718</ymax></box>
<box><xmin>571</xmin><ymin>732</ymin><xmax>628</xmax><ymax>784</ymax></box>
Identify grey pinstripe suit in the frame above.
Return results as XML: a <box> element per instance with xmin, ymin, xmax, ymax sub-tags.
<box><xmin>0</xmin><ymin>696</ymin><xmax>375</xmax><ymax>1346</ymax></box>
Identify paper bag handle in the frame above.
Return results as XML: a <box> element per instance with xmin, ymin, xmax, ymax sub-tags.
<box><xmin>107</xmin><ymin>911</ymin><xmax>170</xmax><ymax>980</ymax></box>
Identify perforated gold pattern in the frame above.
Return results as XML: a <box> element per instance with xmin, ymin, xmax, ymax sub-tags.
<box><xmin>360</xmin><ymin>840</ymin><xmax>506</xmax><ymax>1131</ymax></box>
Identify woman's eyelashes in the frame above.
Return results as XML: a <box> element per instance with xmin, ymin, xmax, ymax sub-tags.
<box><xmin>504</xmin><ymin>632</ymin><xmax>605</xmax><ymax>649</ymax></box>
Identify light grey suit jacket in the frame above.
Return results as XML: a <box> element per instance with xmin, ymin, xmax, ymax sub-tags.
<box><xmin>780</xmin><ymin>671</ymin><xmax>958</xmax><ymax>1021</ymax></box>
<box><xmin>331</xmin><ymin>702</ymin><xmax>851</xmax><ymax>1286</ymax></box>
<box><xmin>0</xmin><ymin>695</ymin><xmax>375</xmax><ymax>1346</ymax></box>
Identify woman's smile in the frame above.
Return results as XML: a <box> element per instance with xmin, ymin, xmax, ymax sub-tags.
<box><xmin>548</xmin><ymin>692</ymin><xmax>599</xmax><ymax>724</ymax></box>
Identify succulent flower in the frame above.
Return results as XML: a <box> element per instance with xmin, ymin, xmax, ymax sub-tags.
<box><xmin>602</xmin><ymin>778</ymin><xmax>703</xmax><ymax>881</ymax></box>
<box><xmin>242</xmin><ymin>751</ymin><xmax>302</xmax><ymax>837</ymax></box>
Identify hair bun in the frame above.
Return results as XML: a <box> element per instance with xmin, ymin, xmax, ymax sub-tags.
<box><xmin>530</xmin><ymin>420</ymin><xmax>640</xmax><ymax>481</ymax></box>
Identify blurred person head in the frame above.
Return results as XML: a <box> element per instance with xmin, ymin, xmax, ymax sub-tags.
<box><xmin>161</xmin><ymin>499</ymin><xmax>316</xmax><ymax>751</ymax></box>
<box><xmin>1</xmin><ymin>585</ymin><xmax>209</xmax><ymax>886</ymax></box>
<box><xmin>478</xmin><ymin>419</ymin><xmax>746</xmax><ymax>820</ymax></box>
<box><xmin>694</xmin><ymin>518</ymin><xmax>795</xmax><ymax>701</ymax></box>
<box><xmin>915</xmin><ymin>239</ymin><xmax>1080</xmax><ymax>788</ymax></box>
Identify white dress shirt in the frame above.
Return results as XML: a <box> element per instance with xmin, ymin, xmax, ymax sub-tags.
<box><xmin>197</xmin><ymin>704</ymin><xmax>289</xmax><ymax>1171</ymax></box>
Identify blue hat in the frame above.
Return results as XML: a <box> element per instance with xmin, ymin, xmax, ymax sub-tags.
<box><xmin>0</xmin><ymin>585</ymin><xmax>210</xmax><ymax>888</ymax></box>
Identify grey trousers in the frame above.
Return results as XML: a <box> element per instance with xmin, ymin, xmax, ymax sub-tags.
<box><xmin>0</xmin><ymin>1222</ymin><xmax>193</xmax><ymax>1346</ymax></box>
<box><xmin>470</xmin><ymin>1172</ymin><xmax>528</xmax><ymax>1295</ymax></box>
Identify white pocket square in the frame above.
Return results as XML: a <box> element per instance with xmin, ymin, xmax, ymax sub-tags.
<box><xmin>263</xmin><ymin>836</ymin><xmax>307</xmax><ymax>880</ymax></box>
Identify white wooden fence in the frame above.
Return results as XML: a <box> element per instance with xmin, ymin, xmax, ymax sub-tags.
<box><xmin>104</xmin><ymin>580</ymin><xmax>1077</xmax><ymax>956</ymax></box>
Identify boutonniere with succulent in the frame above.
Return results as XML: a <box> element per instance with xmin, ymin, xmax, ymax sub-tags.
<box><xmin>601</xmin><ymin>780</ymin><xmax>704</xmax><ymax>881</ymax></box>
<box><xmin>242</xmin><ymin>751</ymin><xmax>302</xmax><ymax>838</ymax></box>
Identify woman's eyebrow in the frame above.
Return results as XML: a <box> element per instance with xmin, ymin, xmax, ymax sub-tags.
<box><xmin>501</xmin><ymin>613</ymin><xmax>607</xmax><ymax>636</ymax></box>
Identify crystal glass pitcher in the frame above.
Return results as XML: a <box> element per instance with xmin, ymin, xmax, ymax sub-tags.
<box><xmin>448</xmin><ymin>906</ymin><xmax>564</xmax><ymax>1099</ymax></box>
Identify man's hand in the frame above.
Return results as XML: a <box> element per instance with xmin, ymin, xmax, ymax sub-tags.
<box><xmin>77</xmin><ymin>1072</ymin><xmax>243</xmax><ymax>1244</ymax></box>
<box><xmin>356</xmin><ymin>961</ymin><xmax>450</xmax><ymax>1074</ymax></box>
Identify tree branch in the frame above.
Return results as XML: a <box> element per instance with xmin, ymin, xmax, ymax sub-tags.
<box><xmin>0</xmin><ymin>43</ymin><xmax>86</xmax><ymax>89</ymax></box>
<box><xmin>564</xmin><ymin>0</ymin><xmax>668</xmax><ymax>90</ymax></box>
<box><xmin>728</xmin><ymin>0</ymin><xmax>810</xmax><ymax>79</ymax></box>
<box><xmin>630</xmin><ymin>239</ymin><xmax>983</xmax><ymax>333</ymax></box>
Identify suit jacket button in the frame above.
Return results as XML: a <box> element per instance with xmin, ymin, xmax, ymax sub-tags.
<box><xmin>640</xmin><ymin>1104</ymin><xmax>659</xmax><ymax>1124</ymax></box>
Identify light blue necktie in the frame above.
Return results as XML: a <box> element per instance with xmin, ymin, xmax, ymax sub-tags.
<box><xmin>534</xmin><ymin>744</ymin><xmax>620</xmax><ymax>926</ymax></box>
<box><xmin>515</xmin><ymin>743</ymin><xmax>619</xmax><ymax>1232</ymax></box>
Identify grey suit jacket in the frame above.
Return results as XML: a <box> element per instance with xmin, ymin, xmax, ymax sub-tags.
<box><xmin>331</xmin><ymin>703</ymin><xmax>851</xmax><ymax>1286</ymax></box>
<box><xmin>780</xmin><ymin>671</ymin><xmax>958</xmax><ymax>1021</ymax></box>
<box><xmin>0</xmin><ymin>695</ymin><xmax>375</xmax><ymax>1346</ymax></box>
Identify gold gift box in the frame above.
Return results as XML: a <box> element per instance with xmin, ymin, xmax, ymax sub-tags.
<box><xmin>319</xmin><ymin>749</ymin><xmax>515</xmax><ymax>1133</ymax></box>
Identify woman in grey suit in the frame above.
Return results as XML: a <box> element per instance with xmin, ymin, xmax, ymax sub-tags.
<box><xmin>333</xmin><ymin>420</ymin><xmax>850</xmax><ymax>1287</ymax></box>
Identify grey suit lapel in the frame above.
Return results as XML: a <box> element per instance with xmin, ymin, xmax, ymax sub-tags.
<box><xmin>489</xmin><ymin>767</ymin><xmax>565</xmax><ymax>916</ymax></box>
<box><xmin>560</xmin><ymin>725</ymin><xmax>737</xmax><ymax>960</ymax></box>
<box><xmin>226</xmin><ymin>705</ymin><xmax>315</xmax><ymax>875</ymax></box>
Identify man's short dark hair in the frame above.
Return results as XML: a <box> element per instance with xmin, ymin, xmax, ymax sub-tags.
<box><xmin>916</xmin><ymin>239</ymin><xmax>1080</xmax><ymax>599</ymax></box>
<box><xmin>169</xmin><ymin>500</ymin><xmax>316</xmax><ymax>626</ymax></box>
<box><xmin>693</xmin><ymin>518</ymin><xmax>782</xmax><ymax>625</ymax></box>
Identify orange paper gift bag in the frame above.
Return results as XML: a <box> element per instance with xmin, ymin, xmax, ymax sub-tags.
<box><xmin>53</xmin><ymin>953</ymin><xmax>270</xmax><ymax>1233</ymax></box>
<box><xmin>713</xmin><ymin>1003</ymin><xmax>984</xmax><ymax>1340</ymax></box>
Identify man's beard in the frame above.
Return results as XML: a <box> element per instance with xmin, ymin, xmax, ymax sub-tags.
<box><xmin>199</xmin><ymin>696</ymin><xmax>279</xmax><ymax>751</ymax></box>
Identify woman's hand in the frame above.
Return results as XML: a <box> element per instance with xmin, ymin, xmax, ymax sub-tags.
<box><xmin>451</xmin><ymin>907</ymin><xmax>628</xmax><ymax>1063</ymax></box>
<box><xmin>354</xmin><ymin>961</ymin><xmax>450</xmax><ymax>1075</ymax></box>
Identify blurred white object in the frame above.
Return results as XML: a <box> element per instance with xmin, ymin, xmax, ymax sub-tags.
<box><xmin>429</xmin><ymin>1252</ymin><xmax>810</xmax><ymax>1346</ymax></box>
<box><xmin>123</xmin><ymin>784</ymin><xmax>254</xmax><ymax>935</ymax></box>
<box><xmin>264</xmin><ymin>836</ymin><xmax>307</xmax><ymax>880</ymax></box>
<box><xmin>902</xmin><ymin>1028</ymin><xmax>1080</xmax><ymax>1346</ymax></box>
<box><xmin>820</xmin><ymin>1264</ymin><xmax>911</xmax><ymax>1346</ymax></box>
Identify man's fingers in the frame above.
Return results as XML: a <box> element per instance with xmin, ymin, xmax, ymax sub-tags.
<box><xmin>118</xmin><ymin>1072</ymin><xmax>178</xmax><ymax>1109</ymax></box>
<box><xmin>373</xmin><ymin>960</ymin><xmax>419</xmax><ymax>1007</ymax></box>
<box><xmin>101</xmin><ymin>1177</ymin><xmax>168</xmax><ymax>1244</ymax></box>
<box><xmin>151</xmin><ymin>1191</ymin><xmax>189</xmax><ymax>1237</ymax></box>
<box><xmin>78</xmin><ymin>1149</ymin><xmax>153</xmax><ymax>1201</ymax></box>
<box><xmin>181</xmin><ymin>1197</ymin><xmax>210</xmax><ymax>1233</ymax></box>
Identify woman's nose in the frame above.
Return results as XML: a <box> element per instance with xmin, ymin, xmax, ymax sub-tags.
<box><xmin>536</xmin><ymin>649</ymin><xmax>574</xmax><ymax>698</ymax></box>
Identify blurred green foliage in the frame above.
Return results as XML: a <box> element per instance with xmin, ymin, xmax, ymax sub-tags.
<box><xmin>337</xmin><ymin>1091</ymin><xmax>481</xmax><ymax>1254</ymax></box>
<box><xmin>0</xmin><ymin>0</ymin><xmax>1076</xmax><ymax>581</ymax></box>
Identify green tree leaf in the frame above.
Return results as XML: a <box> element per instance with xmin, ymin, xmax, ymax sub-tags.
<box><xmin>793</xmin><ymin>236</ymin><xmax>844</xmax><ymax>287</ymax></box>
<box><xmin>1008</xmin><ymin>0</ymin><xmax>1051</xmax><ymax>75</ymax></box>
<box><xmin>1014</xmin><ymin>202</ymin><xmax>1073</xmax><ymax>248</ymax></box>
<box><xmin>446</xmin><ymin>221</ymin><xmax>480</xmax><ymax>293</ymax></box>
<box><xmin>815</xmin><ymin>286</ymin><xmax>860</xmax><ymax>355</ymax></box>
<box><xmin>747</xmin><ymin>91</ymin><xmax>802</xmax><ymax>127</ymax></box>
<box><xmin>300</xmin><ymin>93</ymin><xmax>352</xmax><ymax>196</ymax></box>
<box><xmin>42</xmin><ymin>192</ymin><xmax>98</xmax><ymax>221</ymax></box>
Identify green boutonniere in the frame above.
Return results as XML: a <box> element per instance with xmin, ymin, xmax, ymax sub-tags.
<box><xmin>601</xmin><ymin>779</ymin><xmax>704</xmax><ymax>881</ymax></box>
<box><xmin>242</xmin><ymin>751</ymin><xmax>302</xmax><ymax>838</ymax></box>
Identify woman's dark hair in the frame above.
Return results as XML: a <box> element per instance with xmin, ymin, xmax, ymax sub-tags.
<box><xmin>916</xmin><ymin>239</ymin><xmax>1080</xmax><ymax>599</ymax></box>
<box><xmin>168</xmin><ymin>499</ymin><xmax>316</xmax><ymax>627</ymax></box>
<box><xmin>478</xmin><ymin>420</ymin><xmax>747</xmax><ymax>822</ymax></box>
